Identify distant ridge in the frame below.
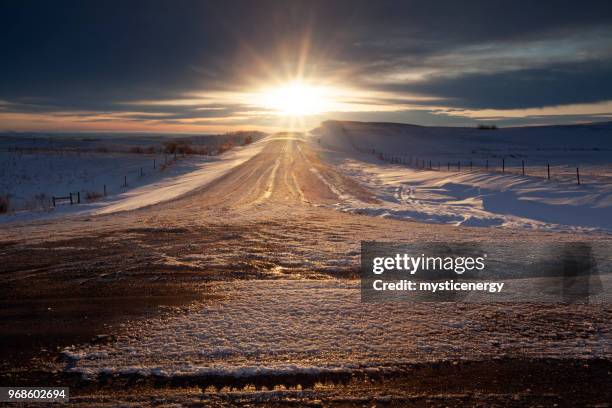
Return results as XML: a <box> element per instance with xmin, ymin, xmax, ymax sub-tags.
<box><xmin>321</xmin><ymin>120</ymin><xmax>424</xmax><ymax>128</ymax></box>
<box><xmin>320</xmin><ymin>119</ymin><xmax>612</xmax><ymax>131</ymax></box>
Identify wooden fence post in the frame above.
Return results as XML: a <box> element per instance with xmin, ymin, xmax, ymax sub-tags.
<box><xmin>576</xmin><ymin>167</ymin><xmax>580</xmax><ymax>185</ymax></box>
<box><xmin>153</xmin><ymin>159</ymin><xmax>156</xmax><ymax>169</ymax></box>
<box><xmin>447</xmin><ymin>162</ymin><xmax>450</xmax><ymax>171</ymax></box>
<box><xmin>547</xmin><ymin>164</ymin><xmax>550</xmax><ymax>179</ymax></box>
<box><xmin>104</xmin><ymin>185</ymin><xmax>107</xmax><ymax>196</ymax></box>
<box><xmin>124</xmin><ymin>175</ymin><xmax>127</xmax><ymax>187</ymax></box>
<box><xmin>502</xmin><ymin>158</ymin><xmax>505</xmax><ymax>173</ymax></box>
<box><xmin>522</xmin><ymin>160</ymin><xmax>525</xmax><ymax>175</ymax></box>
<box><xmin>52</xmin><ymin>196</ymin><xmax>56</xmax><ymax>207</ymax></box>
<box><xmin>69</xmin><ymin>193</ymin><xmax>73</xmax><ymax>205</ymax></box>
<box><xmin>77</xmin><ymin>191</ymin><xmax>80</xmax><ymax>204</ymax></box>
<box><xmin>486</xmin><ymin>159</ymin><xmax>489</xmax><ymax>171</ymax></box>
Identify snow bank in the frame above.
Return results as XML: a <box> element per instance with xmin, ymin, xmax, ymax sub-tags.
<box><xmin>94</xmin><ymin>138</ymin><xmax>266</xmax><ymax>214</ymax></box>
<box><xmin>311</xmin><ymin>121</ymin><xmax>612</xmax><ymax>232</ymax></box>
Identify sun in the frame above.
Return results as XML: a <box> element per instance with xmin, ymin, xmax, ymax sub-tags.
<box><xmin>257</xmin><ymin>81</ymin><xmax>333</xmax><ymax>117</ymax></box>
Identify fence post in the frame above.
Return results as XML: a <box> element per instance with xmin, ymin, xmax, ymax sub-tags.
<box><xmin>69</xmin><ymin>193</ymin><xmax>73</xmax><ymax>205</ymax></box>
<box><xmin>447</xmin><ymin>162</ymin><xmax>450</xmax><ymax>171</ymax></box>
<box><xmin>522</xmin><ymin>160</ymin><xmax>525</xmax><ymax>175</ymax></box>
<box><xmin>470</xmin><ymin>161</ymin><xmax>473</xmax><ymax>171</ymax></box>
<box><xmin>576</xmin><ymin>167</ymin><xmax>580</xmax><ymax>185</ymax></box>
<box><xmin>77</xmin><ymin>191</ymin><xmax>80</xmax><ymax>204</ymax></box>
<box><xmin>429</xmin><ymin>160</ymin><xmax>431</xmax><ymax>169</ymax></box>
<box><xmin>52</xmin><ymin>196</ymin><xmax>56</xmax><ymax>207</ymax></box>
<box><xmin>547</xmin><ymin>164</ymin><xmax>550</xmax><ymax>180</ymax></box>
<box><xmin>502</xmin><ymin>158</ymin><xmax>505</xmax><ymax>173</ymax></box>
<box><xmin>124</xmin><ymin>175</ymin><xmax>127</xmax><ymax>187</ymax></box>
<box><xmin>153</xmin><ymin>159</ymin><xmax>156</xmax><ymax>169</ymax></box>
<box><xmin>104</xmin><ymin>184</ymin><xmax>107</xmax><ymax>196</ymax></box>
<box><xmin>486</xmin><ymin>159</ymin><xmax>489</xmax><ymax>171</ymax></box>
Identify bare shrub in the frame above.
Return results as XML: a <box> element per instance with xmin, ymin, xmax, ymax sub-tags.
<box><xmin>217</xmin><ymin>141</ymin><xmax>234</xmax><ymax>154</ymax></box>
<box><xmin>177</xmin><ymin>144</ymin><xmax>194</xmax><ymax>155</ymax></box>
<box><xmin>163</xmin><ymin>142</ymin><xmax>178</xmax><ymax>154</ymax></box>
<box><xmin>0</xmin><ymin>195</ymin><xmax>9</xmax><ymax>213</ymax></box>
<box><xmin>85</xmin><ymin>191</ymin><xmax>104</xmax><ymax>202</ymax></box>
<box><xmin>477</xmin><ymin>124</ymin><xmax>498</xmax><ymax>130</ymax></box>
<box><xmin>195</xmin><ymin>145</ymin><xmax>209</xmax><ymax>155</ymax></box>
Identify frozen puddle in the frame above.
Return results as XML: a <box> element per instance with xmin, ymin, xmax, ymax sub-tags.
<box><xmin>61</xmin><ymin>280</ymin><xmax>610</xmax><ymax>382</ymax></box>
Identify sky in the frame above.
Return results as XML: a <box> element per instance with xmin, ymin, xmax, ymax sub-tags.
<box><xmin>1</xmin><ymin>0</ymin><xmax>612</xmax><ymax>133</ymax></box>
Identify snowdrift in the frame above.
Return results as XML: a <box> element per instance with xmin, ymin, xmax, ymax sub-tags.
<box><xmin>311</xmin><ymin>121</ymin><xmax>612</xmax><ymax>232</ymax></box>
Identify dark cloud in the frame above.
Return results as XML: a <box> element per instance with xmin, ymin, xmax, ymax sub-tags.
<box><xmin>1</xmin><ymin>0</ymin><xmax>612</xmax><ymax>127</ymax></box>
<box><xmin>376</xmin><ymin>59</ymin><xmax>612</xmax><ymax>109</ymax></box>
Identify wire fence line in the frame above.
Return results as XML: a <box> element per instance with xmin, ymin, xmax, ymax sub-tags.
<box><xmin>363</xmin><ymin>146</ymin><xmax>600</xmax><ymax>186</ymax></box>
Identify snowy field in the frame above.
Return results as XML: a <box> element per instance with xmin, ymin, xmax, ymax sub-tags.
<box><xmin>0</xmin><ymin>150</ymin><xmax>186</xmax><ymax>210</ymax></box>
<box><xmin>0</xmin><ymin>133</ymin><xmax>266</xmax><ymax>221</ymax></box>
<box><xmin>312</xmin><ymin>121</ymin><xmax>612</xmax><ymax>232</ymax></box>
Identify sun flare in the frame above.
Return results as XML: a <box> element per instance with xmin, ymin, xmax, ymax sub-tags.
<box><xmin>257</xmin><ymin>82</ymin><xmax>334</xmax><ymax>117</ymax></box>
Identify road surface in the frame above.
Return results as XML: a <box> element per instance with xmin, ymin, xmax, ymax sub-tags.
<box><xmin>1</xmin><ymin>134</ymin><xmax>611</xmax><ymax>406</ymax></box>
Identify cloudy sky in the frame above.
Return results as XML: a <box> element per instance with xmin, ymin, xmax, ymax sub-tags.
<box><xmin>1</xmin><ymin>0</ymin><xmax>612</xmax><ymax>132</ymax></box>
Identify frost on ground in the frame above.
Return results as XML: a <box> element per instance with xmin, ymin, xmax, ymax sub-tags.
<box><xmin>312</xmin><ymin>121</ymin><xmax>612</xmax><ymax>232</ymax></box>
<box><xmin>61</xmin><ymin>280</ymin><xmax>611</xmax><ymax>379</ymax></box>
